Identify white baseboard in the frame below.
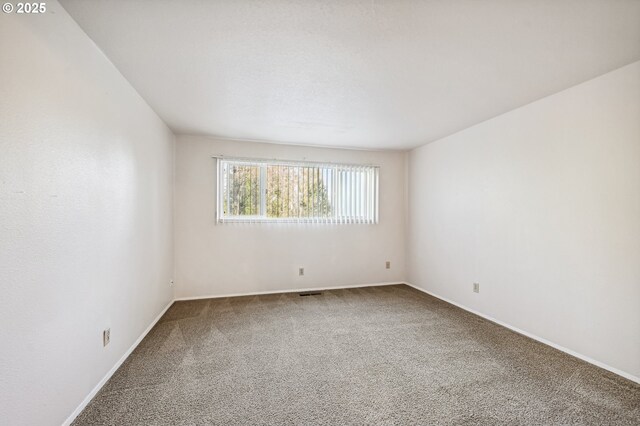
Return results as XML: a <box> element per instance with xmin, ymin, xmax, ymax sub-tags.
<box><xmin>62</xmin><ymin>300</ymin><xmax>174</xmax><ymax>426</ymax></box>
<box><xmin>403</xmin><ymin>282</ymin><xmax>640</xmax><ymax>384</ymax></box>
<box><xmin>174</xmin><ymin>281</ymin><xmax>403</xmax><ymax>301</ymax></box>
<box><xmin>63</xmin><ymin>280</ymin><xmax>638</xmax><ymax>426</ymax></box>
<box><xmin>62</xmin><ymin>282</ymin><xmax>402</xmax><ymax>425</ymax></box>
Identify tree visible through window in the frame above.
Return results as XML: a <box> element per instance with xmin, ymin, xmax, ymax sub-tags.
<box><xmin>217</xmin><ymin>158</ymin><xmax>378</xmax><ymax>223</ymax></box>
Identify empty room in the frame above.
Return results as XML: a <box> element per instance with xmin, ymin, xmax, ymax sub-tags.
<box><xmin>1</xmin><ymin>1</ymin><xmax>639</xmax><ymax>425</ymax></box>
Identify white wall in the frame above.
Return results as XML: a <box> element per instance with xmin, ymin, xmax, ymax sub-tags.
<box><xmin>1</xmin><ymin>5</ymin><xmax>636</xmax><ymax>424</ymax></box>
<box><xmin>407</xmin><ymin>61</ymin><xmax>640</xmax><ymax>380</ymax></box>
<box><xmin>0</xmin><ymin>3</ymin><xmax>175</xmax><ymax>425</ymax></box>
<box><xmin>174</xmin><ymin>136</ymin><xmax>405</xmax><ymax>298</ymax></box>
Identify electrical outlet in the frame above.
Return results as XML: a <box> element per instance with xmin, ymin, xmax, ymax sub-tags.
<box><xmin>473</xmin><ymin>282</ymin><xmax>480</xmax><ymax>293</ymax></box>
<box><xmin>299</xmin><ymin>267</ymin><xmax>304</xmax><ymax>276</ymax></box>
<box><xmin>169</xmin><ymin>279</ymin><xmax>174</xmax><ymax>286</ymax></box>
<box><xmin>103</xmin><ymin>328</ymin><xmax>110</xmax><ymax>347</ymax></box>
<box><xmin>385</xmin><ymin>261</ymin><xmax>391</xmax><ymax>269</ymax></box>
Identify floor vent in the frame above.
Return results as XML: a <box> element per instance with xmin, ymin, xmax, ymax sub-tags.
<box><xmin>299</xmin><ymin>292</ymin><xmax>322</xmax><ymax>297</ymax></box>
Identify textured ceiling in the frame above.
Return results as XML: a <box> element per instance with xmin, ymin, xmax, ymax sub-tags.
<box><xmin>60</xmin><ymin>0</ymin><xmax>640</xmax><ymax>150</ymax></box>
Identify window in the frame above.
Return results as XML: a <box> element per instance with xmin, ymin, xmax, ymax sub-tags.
<box><xmin>216</xmin><ymin>158</ymin><xmax>379</xmax><ymax>223</ymax></box>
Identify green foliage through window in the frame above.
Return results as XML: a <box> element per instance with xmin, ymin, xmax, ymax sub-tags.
<box><xmin>218</xmin><ymin>158</ymin><xmax>378</xmax><ymax>223</ymax></box>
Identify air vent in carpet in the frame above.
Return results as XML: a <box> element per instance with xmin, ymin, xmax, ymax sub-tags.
<box><xmin>299</xmin><ymin>292</ymin><xmax>322</xmax><ymax>296</ymax></box>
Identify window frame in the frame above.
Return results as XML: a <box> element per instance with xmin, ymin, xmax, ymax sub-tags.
<box><xmin>215</xmin><ymin>157</ymin><xmax>379</xmax><ymax>224</ymax></box>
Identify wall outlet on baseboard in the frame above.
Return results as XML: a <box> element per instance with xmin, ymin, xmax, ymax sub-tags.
<box><xmin>473</xmin><ymin>282</ymin><xmax>480</xmax><ymax>293</ymax></box>
<box><xmin>103</xmin><ymin>328</ymin><xmax>110</xmax><ymax>347</ymax></box>
<box><xmin>299</xmin><ymin>267</ymin><xmax>304</xmax><ymax>276</ymax></box>
<box><xmin>385</xmin><ymin>261</ymin><xmax>391</xmax><ymax>269</ymax></box>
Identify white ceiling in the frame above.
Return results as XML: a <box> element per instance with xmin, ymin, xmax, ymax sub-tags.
<box><xmin>60</xmin><ymin>0</ymin><xmax>640</xmax><ymax>150</ymax></box>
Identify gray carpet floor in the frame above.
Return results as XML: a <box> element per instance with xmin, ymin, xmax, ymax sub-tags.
<box><xmin>73</xmin><ymin>284</ymin><xmax>640</xmax><ymax>425</ymax></box>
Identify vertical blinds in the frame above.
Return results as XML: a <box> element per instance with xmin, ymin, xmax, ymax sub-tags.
<box><xmin>217</xmin><ymin>158</ymin><xmax>379</xmax><ymax>224</ymax></box>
